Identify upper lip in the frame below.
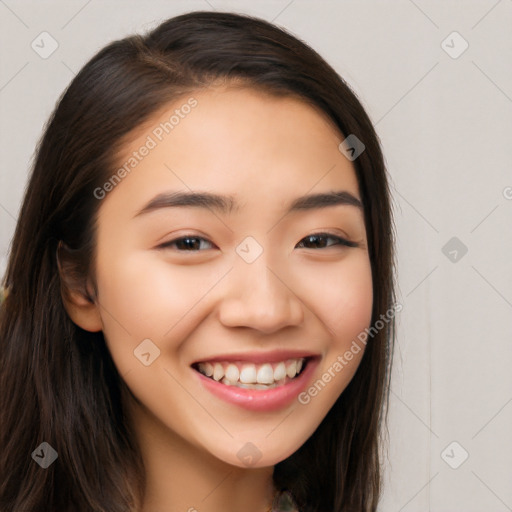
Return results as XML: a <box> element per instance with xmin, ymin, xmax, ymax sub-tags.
<box><xmin>191</xmin><ymin>349</ymin><xmax>320</xmax><ymax>365</ymax></box>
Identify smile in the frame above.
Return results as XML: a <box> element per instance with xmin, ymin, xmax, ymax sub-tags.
<box><xmin>193</xmin><ymin>358</ymin><xmax>306</xmax><ymax>389</ymax></box>
<box><xmin>191</xmin><ymin>353</ymin><xmax>319</xmax><ymax>411</ymax></box>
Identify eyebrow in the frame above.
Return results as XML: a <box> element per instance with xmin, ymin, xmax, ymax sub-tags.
<box><xmin>133</xmin><ymin>190</ymin><xmax>363</xmax><ymax>218</ymax></box>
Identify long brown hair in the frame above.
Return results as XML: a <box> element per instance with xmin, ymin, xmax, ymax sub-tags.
<box><xmin>0</xmin><ymin>11</ymin><xmax>396</xmax><ymax>511</ymax></box>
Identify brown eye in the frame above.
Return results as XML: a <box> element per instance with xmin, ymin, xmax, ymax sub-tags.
<box><xmin>159</xmin><ymin>236</ymin><xmax>214</xmax><ymax>251</ymax></box>
<box><xmin>296</xmin><ymin>233</ymin><xmax>358</xmax><ymax>249</ymax></box>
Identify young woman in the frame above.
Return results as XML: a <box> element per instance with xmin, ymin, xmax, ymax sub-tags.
<box><xmin>0</xmin><ymin>11</ymin><xmax>397</xmax><ymax>512</ymax></box>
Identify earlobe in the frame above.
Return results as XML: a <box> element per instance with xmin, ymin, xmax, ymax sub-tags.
<box><xmin>57</xmin><ymin>241</ymin><xmax>103</xmax><ymax>333</ymax></box>
<box><xmin>60</xmin><ymin>283</ymin><xmax>103</xmax><ymax>333</ymax></box>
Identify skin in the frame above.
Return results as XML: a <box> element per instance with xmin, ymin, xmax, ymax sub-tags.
<box><xmin>62</xmin><ymin>86</ymin><xmax>373</xmax><ymax>512</ymax></box>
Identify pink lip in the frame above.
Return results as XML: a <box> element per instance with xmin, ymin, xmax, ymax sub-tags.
<box><xmin>192</xmin><ymin>356</ymin><xmax>320</xmax><ymax>412</ymax></box>
<box><xmin>191</xmin><ymin>349</ymin><xmax>319</xmax><ymax>365</ymax></box>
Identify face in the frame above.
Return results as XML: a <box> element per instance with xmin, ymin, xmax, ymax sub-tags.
<box><xmin>90</xmin><ymin>86</ymin><xmax>373</xmax><ymax>468</ymax></box>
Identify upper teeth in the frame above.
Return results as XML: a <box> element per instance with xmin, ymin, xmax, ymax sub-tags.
<box><xmin>197</xmin><ymin>358</ymin><xmax>305</xmax><ymax>385</ymax></box>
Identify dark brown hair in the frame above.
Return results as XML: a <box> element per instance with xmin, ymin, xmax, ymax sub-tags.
<box><xmin>0</xmin><ymin>11</ymin><xmax>396</xmax><ymax>511</ymax></box>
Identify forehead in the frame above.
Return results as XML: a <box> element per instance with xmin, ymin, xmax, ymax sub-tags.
<box><xmin>102</xmin><ymin>86</ymin><xmax>362</xmax><ymax>218</ymax></box>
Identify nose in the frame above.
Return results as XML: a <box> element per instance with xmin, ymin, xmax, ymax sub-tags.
<box><xmin>218</xmin><ymin>256</ymin><xmax>304</xmax><ymax>334</ymax></box>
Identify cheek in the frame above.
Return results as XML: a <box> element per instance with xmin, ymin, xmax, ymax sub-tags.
<box><xmin>94</xmin><ymin>251</ymin><xmax>220</xmax><ymax>364</ymax></box>
<box><xmin>296</xmin><ymin>255</ymin><xmax>373</xmax><ymax>401</ymax></box>
<box><xmin>298</xmin><ymin>254</ymin><xmax>373</xmax><ymax>340</ymax></box>
<box><xmin>330</xmin><ymin>266</ymin><xmax>374</xmax><ymax>342</ymax></box>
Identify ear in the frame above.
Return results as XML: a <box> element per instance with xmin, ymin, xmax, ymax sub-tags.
<box><xmin>57</xmin><ymin>241</ymin><xmax>103</xmax><ymax>333</ymax></box>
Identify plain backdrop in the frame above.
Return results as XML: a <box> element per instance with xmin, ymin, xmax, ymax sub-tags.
<box><xmin>1</xmin><ymin>1</ymin><xmax>511</xmax><ymax>510</ymax></box>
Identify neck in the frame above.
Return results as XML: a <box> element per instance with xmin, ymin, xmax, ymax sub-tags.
<box><xmin>127</xmin><ymin>396</ymin><xmax>276</xmax><ymax>512</ymax></box>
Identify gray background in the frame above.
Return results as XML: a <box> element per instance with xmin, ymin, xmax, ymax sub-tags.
<box><xmin>1</xmin><ymin>1</ymin><xmax>511</xmax><ymax>510</ymax></box>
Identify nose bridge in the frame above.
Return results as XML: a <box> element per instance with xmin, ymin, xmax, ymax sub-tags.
<box><xmin>218</xmin><ymin>248</ymin><xmax>304</xmax><ymax>333</ymax></box>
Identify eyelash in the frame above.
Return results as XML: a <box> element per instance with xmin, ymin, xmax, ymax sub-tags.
<box><xmin>158</xmin><ymin>232</ymin><xmax>359</xmax><ymax>252</ymax></box>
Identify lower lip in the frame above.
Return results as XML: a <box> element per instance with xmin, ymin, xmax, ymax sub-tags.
<box><xmin>193</xmin><ymin>358</ymin><xmax>319</xmax><ymax>412</ymax></box>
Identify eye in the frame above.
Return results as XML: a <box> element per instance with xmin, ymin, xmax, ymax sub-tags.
<box><xmin>158</xmin><ymin>236</ymin><xmax>215</xmax><ymax>251</ymax></box>
<box><xmin>296</xmin><ymin>232</ymin><xmax>359</xmax><ymax>250</ymax></box>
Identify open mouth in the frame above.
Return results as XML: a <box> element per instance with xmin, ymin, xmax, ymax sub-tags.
<box><xmin>191</xmin><ymin>357</ymin><xmax>309</xmax><ymax>390</ymax></box>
